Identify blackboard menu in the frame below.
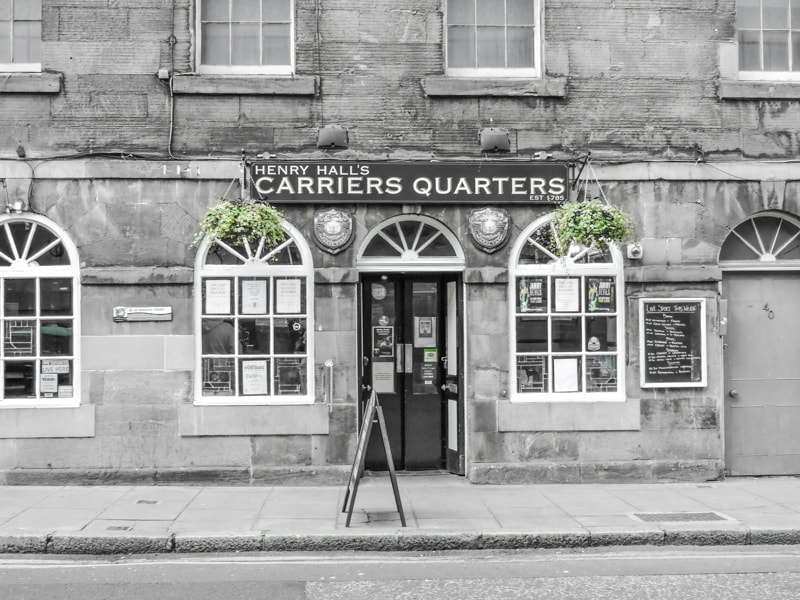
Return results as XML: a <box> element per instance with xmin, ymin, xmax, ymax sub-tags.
<box><xmin>639</xmin><ymin>299</ymin><xmax>707</xmax><ymax>388</ymax></box>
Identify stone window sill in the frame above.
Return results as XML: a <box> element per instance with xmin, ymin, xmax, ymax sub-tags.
<box><xmin>172</xmin><ymin>74</ymin><xmax>318</xmax><ymax>96</ymax></box>
<box><xmin>422</xmin><ymin>76</ymin><xmax>567</xmax><ymax>98</ymax></box>
<box><xmin>0</xmin><ymin>72</ymin><xmax>62</xmax><ymax>94</ymax></box>
<box><xmin>718</xmin><ymin>80</ymin><xmax>800</xmax><ymax>100</ymax></box>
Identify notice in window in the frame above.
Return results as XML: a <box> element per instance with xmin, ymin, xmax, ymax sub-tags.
<box><xmin>241</xmin><ymin>280</ymin><xmax>267</xmax><ymax>314</ymax></box>
<box><xmin>372</xmin><ymin>361</ymin><xmax>395</xmax><ymax>394</ymax></box>
<box><xmin>40</xmin><ymin>373</ymin><xmax>58</xmax><ymax>395</ymax></box>
<box><xmin>554</xmin><ymin>278</ymin><xmax>580</xmax><ymax>312</ymax></box>
<box><xmin>276</xmin><ymin>279</ymin><xmax>301</xmax><ymax>314</ymax></box>
<box><xmin>241</xmin><ymin>360</ymin><xmax>268</xmax><ymax>395</ymax></box>
<box><xmin>553</xmin><ymin>357</ymin><xmax>579</xmax><ymax>392</ymax></box>
<box><xmin>205</xmin><ymin>280</ymin><xmax>231</xmax><ymax>315</ymax></box>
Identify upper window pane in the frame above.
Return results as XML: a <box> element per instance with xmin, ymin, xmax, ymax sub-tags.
<box><xmin>0</xmin><ymin>0</ymin><xmax>41</xmax><ymax>71</ymax></box>
<box><xmin>446</xmin><ymin>0</ymin><xmax>540</xmax><ymax>76</ymax></box>
<box><xmin>199</xmin><ymin>0</ymin><xmax>293</xmax><ymax>74</ymax></box>
<box><xmin>737</xmin><ymin>0</ymin><xmax>800</xmax><ymax>75</ymax></box>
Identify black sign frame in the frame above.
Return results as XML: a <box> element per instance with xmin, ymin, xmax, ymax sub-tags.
<box><xmin>639</xmin><ymin>298</ymin><xmax>707</xmax><ymax>388</ymax></box>
<box><xmin>248</xmin><ymin>161</ymin><xmax>569</xmax><ymax>204</ymax></box>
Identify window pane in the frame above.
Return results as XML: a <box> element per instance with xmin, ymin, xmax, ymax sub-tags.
<box><xmin>476</xmin><ymin>0</ymin><xmax>504</xmax><ymax>25</ymax></box>
<box><xmin>586</xmin><ymin>277</ymin><xmax>615</xmax><ymax>313</ymax></box>
<box><xmin>12</xmin><ymin>20</ymin><xmax>40</xmax><ymax>63</ymax></box>
<box><xmin>739</xmin><ymin>29</ymin><xmax>762</xmax><ymax>69</ymax></box>
<box><xmin>552</xmin><ymin>356</ymin><xmax>581</xmax><ymax>392</ymax></box>
<box><xmin>5</xmin><ymin>320</ymin><xmax>35</xmax><ymax>356</ymax></box>
<box><xmin>41</xmin><ymin>359</ymin><xmax>73</xmax><ymax>398</ymax></box>
<box><xmin>202</xmin><ymin>23</ymin><xmax>229</xmax><ymax>65</ymax></box>
<box><xmin>4</xmin><ymin>361</ymin><xmax>34</xmax><ymax>398</ymax></box>
<box><xmin>586</xmin><ymin>355</ymin><xmax>617</xmax><ymax>393</ymax></box>
<box><xmin>14</xmin><ymin>0</ymin><xmax>41</xmax><ymax>20</ymax></box>
<box><xmin>239</xmin><ymin>318</ymin><xmax>270</xmax><ymax>354</ymax></box>
<box><xmin>586</xmin><ymin>316</ymin><xmax>617</xmax><ymax>352</ymax></box>
<box><xmin>231</xmin><ymin>23</ymin><xmax>260</xmax><ymax>64</ymax></box>
<box><xmin>274</xmin><ymin>277</ymin><xmax>306</xmax><ymax>314</ymax></box>
<box><xmin>508</xmin><ymin>0</ymin><xmax>535</xmax><ymax>24</ymax></box>
<box><xmin>764</xmin><ymin>0</ymin><xmax>790</xmax><ymax>28</ymax></box>
<box><xmin>202</xmin><ymin>357</ymin><xmax>236</xmax><ymax>396</ymax></box>
<box><xmin>516</xmin><ymin>316</ymin><xmax>547</xmax><ymax>352</ymax></box>
<box><xmin>448</xmin><ymin>0</ymin><xmax>474</xmax><ymax>24</ymax></box>
<box><xmin>240</xmin><ymin>278</ymin><xmax>269</xmax><ymax>314</ymax></box>
<box><xmin>263</xmin><ymin>0</ymin><xmax>291</xmax><ymax>22</ymax></box>
<box><xmin>0</xmin><ymin>22</ymin><xmax>10</xmax><ymax>63</ymax></box>
<box><xmin>0</xmin><ymin>1</ymin><xmax>11</xmax><ymax>19</ymax></box>
<box><xmin>202</xmin><ymin>0</ymin><xmax>229</xmax><ymax>22</ymax></box>
<box><xmin>517</xmin><ymin>276</ymin><xmax>547</xmax><ymax>313</ymax></box>
<box><xmin>275</xmin><ymin>357</ymin><xmax>306</xmax><ymax>395</ymax></box>
<box><xmin>551</xmin><ymin>317</ymin><xmax>581</xmax><ymax>352</ymax></box>
<box><xmin>40</xmin><ymin>279</ymin><xmax>73</xmax><ymax>316</ymax></box>
<box><xmin>507</xmin><ymin>26</ymin><xmax>535</xmax><ymax>67</ymax></box>
<box><xmin>202</xmin><ymin>319</ymin><xmax>237</xmax><ymax>354</ymax></box>
<box><xmin>448</xmin><ymin>26</ymin><xmax>475</xmax><ymax>67</ymax></box>
<box><xmin>519</xmin><ymin>226</ymin><xmax>558</xmax><ymax>264</ymax></box>
<box><xmin>203</xmin><ymin>278</ymin><xmax>234</xmax><ymax>315</ymax></box>
<box><xmin>793</xmin><ymin>0</ymin><xmax>800</xmax><ymax>27</ymax></box>
<box><xmin>239</xmin><ymin>358</ymin><xmax>269</xmax><ymax>395</ymax></box>
<box><xmin>477</xmin><ymin>26</ymin><xmax>505</xmax><ymax>67</ymax></box>
<box><xmin>764</xmin><ymin>30</ymin><xmax>790</xmax><ymax>70</ymax></box>
<box><xmin>736</xmin><ymin>0</ymin><xmax>761</xmax><ymax>27</ymax></box>
<box><xmin>262</xmin><ymin>23</ymin><xmax>290</xmax><ymax>64</ymax></box>
<box><xmin>232</xmin><ymin>0</ymin><xmax>260</xmax><ymax>21</ymax></box>
<box><xmin>4</xmin><ymin>279</ymin><xmax>35</xmax><ymax>316</ymax></box>
<box><xmin>517</xmin><ymin>355</ymin><xmax>547</xmax><ymax>393</ymax></box>
<box><xmin>273</xmin><ymin>317</ymin><xmax>306</xmax><ymax>354</ymax></box>
<box><xmin>41</xmin><ymin>321</ymin><xmax>72</xmax><ymax>356</ymax></box>
<box><xmin>794</xmin><ymin>31</ymin><xmax>800</xmax><ymax>69</ymax></box>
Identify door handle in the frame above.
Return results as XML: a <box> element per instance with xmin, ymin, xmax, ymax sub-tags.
<box><xmin>404</xmin><ymin>343</ymin><xmax>413</xmax><ymax>374</ymax></box>
<box><xmin>728</xmin><ymin>389</ymin><xmax>738</xmax><ymax>398</ymax></box>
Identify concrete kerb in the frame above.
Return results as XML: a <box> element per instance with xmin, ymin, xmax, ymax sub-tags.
<box><xmin>1</xmin><ymin>528</ymin><xmax>800</xmax><ymax>554</ymax></box>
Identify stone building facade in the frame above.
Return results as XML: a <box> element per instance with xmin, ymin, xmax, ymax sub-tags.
<box><xmin>0</xmin><ymin>0</ymin><xmax>799</xmax><ymax>484</ymax></box>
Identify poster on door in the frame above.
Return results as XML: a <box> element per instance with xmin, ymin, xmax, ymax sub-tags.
<box><xmin>372</xmin><ymin>326</ymin><xmax>394</xmax><ymax>358</ymax></box>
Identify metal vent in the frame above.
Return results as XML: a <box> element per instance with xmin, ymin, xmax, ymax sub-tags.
<box><xmin>632</xmin><ymin>512</ymin><xmax>728</xmax><ymax>523</ymax></box>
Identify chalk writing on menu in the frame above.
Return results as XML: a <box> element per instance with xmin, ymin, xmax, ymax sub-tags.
<box><xmin>641</xmin><ymin>300</ymin><xmax>706</xmax><ymax>387</ymax></box>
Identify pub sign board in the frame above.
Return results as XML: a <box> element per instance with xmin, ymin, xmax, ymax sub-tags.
<box><xmin>249</xmin><ymin>161</ymin><xmax>569</xmax><ymax>204</ymax></box>
<box><xmin>639</xmin><ymin>298</ymin><xmax>707</xmax><ymax>388</ymax></box>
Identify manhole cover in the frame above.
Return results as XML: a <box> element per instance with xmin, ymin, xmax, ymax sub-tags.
<box><xmin>632</xmin><ymin>512</ymin><xmax>728</xmax><ymax>523</ymax></box>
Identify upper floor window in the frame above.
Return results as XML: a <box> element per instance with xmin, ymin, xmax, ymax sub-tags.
<box><xmin>737</xmin><ymin>0</ymin><xmax>800</xmax><ymax>80</ymax></box>
<box><xmin>0</xmin><ymin>0</ymin><xmax>41</xmax><ymax>72</ymax></box>
<box><xmin>446</xmin><ymin>0</ymin><xmax>541</xmax><ymax>78</ymax></box>
<box><xmin>509</xmin><ymin>215</ymin><xmax>625</xmax><ymax>402</ymax></box>
<box><xmin>198</xmin><ymin>0</ymin><xmax>293</xmax><ymax>75</ymax></box>
<box><xmin>195</xmin><ymin>221</ymin><xmax>313</xmax><ymax>405</ymax></box>
<box><xmin>0</xmin><ymin>215</ymin><xmax>80</xmax><ymax>407</ymax></box>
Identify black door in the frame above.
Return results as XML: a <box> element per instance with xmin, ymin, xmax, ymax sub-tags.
<box><xmin>361</xmin><ymin>274</ymin><xmax>463</xmax><ymax>472</ymax></box>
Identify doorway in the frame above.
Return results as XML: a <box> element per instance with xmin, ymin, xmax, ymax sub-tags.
<box><xmin>360</xmin><ymin>274</ymin><xmax>464</xmax><ymax>474</ymax></box>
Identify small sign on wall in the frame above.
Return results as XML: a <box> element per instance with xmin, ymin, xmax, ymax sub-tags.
<box><xmin>113</xmin><ymin>306</ymin><xmax>173</xmax><ymax>322</ymax></box>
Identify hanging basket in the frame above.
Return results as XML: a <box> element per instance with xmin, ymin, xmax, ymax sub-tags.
<box><xmin>196</xmin><ymin>198</ymin><xmax>286</xmax><ymax>247</ymax></box>
<box><xmin>551</xmin><ymin>198</ymin><xmax>633</xmax><ymax>256</ymax></box>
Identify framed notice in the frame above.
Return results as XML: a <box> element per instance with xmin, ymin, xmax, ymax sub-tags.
<box><xmin>241</xmin><ymin>280</ymin><xmax>267</xmax><ymax>314</ymax></box>
<box><xmin>554</xmin><ymin>277</ymin><xmax>580</xmax><ymax>312</ymax></box>
<box><xmin>639</xmin><ymin>298</ymin><xmax>707</xmax><ymax>388</ymax></box>
<box><xmin>275</xmin><ymin>279</ymin><xmax>302</xmax><ymax>314</ymax></box>
<box><xmin>205</xmin><ymin>279</ymin><xmax>231</xmax><ymax>315</ymax></box>
<box><xmin>241</xmin><ymin>360</ymin><xmax>268</xmax><ymax>395</ymax></box>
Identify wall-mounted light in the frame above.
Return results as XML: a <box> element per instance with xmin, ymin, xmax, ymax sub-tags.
<box><xmin>317</xmin><ymin>124</ymin><xmax>349</xmax><ymax>149</ymax></box>
<box><xmin>479</xmin><ymin>127</ymin><xmax>510</xmax><ymax>153</ymax></box>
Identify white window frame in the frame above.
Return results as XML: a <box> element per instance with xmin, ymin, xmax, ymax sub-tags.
<box><xmin>736</xmin><ymin>0</ymin><xmax>800</xmax><ymax>81</ymax></box>
<box><xmin>445</xmin><ymin>0</ymin><xmax>543</xmax><ymax>78</ymax></box>
<box><xmin>196</xmin><ymin>0</ymin><xmax>295</xmax><ymax>76</ymax></box>
<box><xmin>193</xmin><ymin>220</ymin><xmax>314</xmax><ymax>406</ymax></box>
<box><xmin>0</xmin><ymin>0</ymin><xmax>42</xmax><ymax>73</ymax></box>
<box><xmin>0</xmin><ymin>214</ymin><xmax>80</xmax><ymax>409</ymax></box>
<box><xmin>509</xmin><ymin>214</ymin><xmax>626</xmax><ymax>403</ymax></box>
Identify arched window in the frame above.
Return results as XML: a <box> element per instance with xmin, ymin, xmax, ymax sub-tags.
<box><xmin>0</xmin><ymin>214</ymin><xmax>80</xmax><ymax>406</ymax></box>
<box><xmin>357</xmin><ymin>215</ymin><xmax>465</xmax><ymax>272</ymax></box>
<box><xmin>509</xmin><ymin>215</ymin><xmax>625</xmax><ymax>402</ymax></box>
<box><xmin>719</xmin><ymin>212</ymin><xmax>800</xmax><ymax>270</ymax></box>
<box><xmin>194</xmin><ymin>221</ymin><xmax>314</xmax><ymax>405</ymax></box>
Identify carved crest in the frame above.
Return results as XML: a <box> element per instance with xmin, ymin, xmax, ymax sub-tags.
<box><xmin>468</xmin><ymin>207</ymin><xmax>510</xmax><ymax>253</ymax></box>
<box><xmin>313</xmin><ymin>208</ymin><xmax>353</xmax><ymax>254</ymax></box>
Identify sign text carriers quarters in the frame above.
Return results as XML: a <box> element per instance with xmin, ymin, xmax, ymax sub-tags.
<box><xmin>249</xmin><ymin>161</ymin><xmax>569</xmax><ymax>204</ymax></box>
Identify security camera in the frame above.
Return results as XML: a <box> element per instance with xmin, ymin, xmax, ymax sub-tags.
<box><xmin>627</xmin><ymin>243</ymin><xmax>643</xmax><ymax>260</ymax></box>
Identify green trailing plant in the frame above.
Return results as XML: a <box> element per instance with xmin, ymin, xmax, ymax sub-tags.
<box><xmin>196</xmin><ymin>198</ymin><xmax>286</xmax><ymax>247</ymax></box>
<box><xmin>551</xmin><ymin>198</ymin><xmax>634</xmax><ymax>255</ymax></box>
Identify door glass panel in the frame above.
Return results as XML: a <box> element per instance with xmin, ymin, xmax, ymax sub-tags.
<box><xmin>412</xmin><ymin>282</ymin><xmax>439</xmax><ymax>395</ymax></box>
<box><xmin>370</xmin><ymin>281</ymin><xmax>396</xmax><ymax>394</ymax></box>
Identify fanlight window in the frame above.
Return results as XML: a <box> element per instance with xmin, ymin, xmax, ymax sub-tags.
<box><xmin>720</xmin><ymin>213</ymin><xmax>800</xmax><ymax>268</ymax></box>
<box><xmin>0</xmin><ymin>216</ymin><xmax>79</xmax><ymax>406</ymax></box>
<box><xmin>195</xmin><ymin>223</ymin><xmax>313</xmax><ymax>405</ymax></box>
<box><xmin>358</xmin><ymin>216</ymin><xmax>464</xmax><ymax>272</ymax></box>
